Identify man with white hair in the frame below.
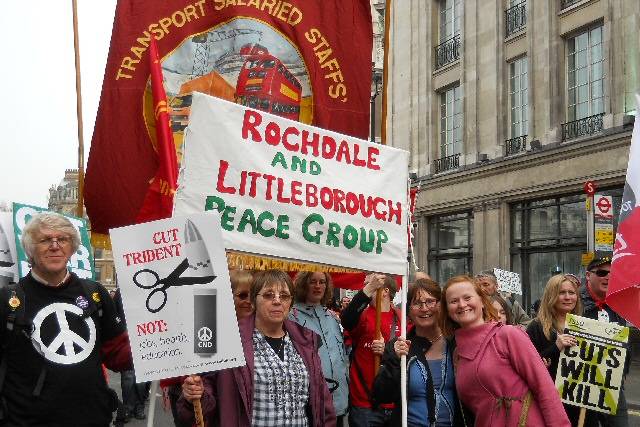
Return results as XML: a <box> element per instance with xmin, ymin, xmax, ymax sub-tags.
<box><xmin>0</xmin><ymin>212</ymin><xmax>131</xmax><ymax>426</ymax></box>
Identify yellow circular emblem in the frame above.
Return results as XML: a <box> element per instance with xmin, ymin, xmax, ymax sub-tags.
<box><xmin>8</xmin><ymin>296</ymin><xmax>20</xmax><ymax>309</ymax></box>
<box><xmin>91</xmin><ymin>292</ymin><xmax>101</xmax><ymax>303</ymax></box>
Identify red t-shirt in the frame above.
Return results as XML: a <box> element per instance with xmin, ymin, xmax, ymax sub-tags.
<box><xmin>348</xmin><ymin>306</ymin><xmax>400</xmax><ymax>408</ymax></box>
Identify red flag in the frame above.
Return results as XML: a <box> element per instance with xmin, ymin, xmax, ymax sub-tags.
<box><xmin>85</xmin><ymin>1</ymin><xmax>373</xmax><ymax>234</ymax></box>
<box><xmin>135</xmin><ymin>38</ymin><xmax>178</xmax><ymax>223</ymax></box>
<box><xmin>606</xmin><ymin>94</ymin><xmax>640</xmax><ymax>328</ymax></box>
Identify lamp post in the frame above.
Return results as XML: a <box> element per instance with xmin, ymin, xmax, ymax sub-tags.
<box><xmin>370</xmin><ymin>70</ymin><xmax>383</xmax><ymax>142</ymax></box>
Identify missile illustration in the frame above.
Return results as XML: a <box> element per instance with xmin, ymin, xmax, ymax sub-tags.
<box><xmin>184</xmin><ymin>219</ymin><xmax>215</xmax><ymax>278</ymax></box>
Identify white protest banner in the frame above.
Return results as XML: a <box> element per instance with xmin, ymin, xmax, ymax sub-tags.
<box><xmin>173</xmin><ymin>94</ymin><xmax>409</xmax><ymax>275</ymax></box>
<box><xmin>0</xmin><ymin>213</ymin><xmax>18</xmax><ymax>285</ymax></box>
<box><xmin>555</xmin><ymin>314</ymin><xmax>629</xmax><ymax>414</ymax></box>
<box><xmin>493</xmin><ymin>268</ymin><xmax>521</xmax><ymax>295</ymax></box>
<box><xmin>110</xmin><ymin>212</ymin><xmax>244</xmax><ymax>382</ymax></box>
<box><xmin>12</xmin><ymin>203</ymin><xmax>94</xmax><ymax>280</ymax></box>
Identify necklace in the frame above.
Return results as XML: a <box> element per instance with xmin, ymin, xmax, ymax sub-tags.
<box><xmin>427</xmin><ymin>333</ymin><xmax>443</xmax><ymax>344</ymax></box>
<box><xmin>264</xmin><ymin>333</ymin><xmax>286</xmax><ymax>360</ymax></box>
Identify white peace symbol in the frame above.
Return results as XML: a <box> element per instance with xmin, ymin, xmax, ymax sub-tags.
<box><xmin>31</xmin><ymin>302</ymin><xmax>96</xmax><ymax>365</ymax></box>
<box><xmin>197</xmin><ymin>327</ymin><xmax>212</xmax><ymax>342</ymax></box>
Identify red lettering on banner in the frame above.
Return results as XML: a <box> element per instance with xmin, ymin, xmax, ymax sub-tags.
<box><xmin>388</xmin><ymin>201</ymin><xmax>402</xmax><ymax>225</ymax></box>
<box><xmin>277</xmin><ymin>178</ymin><xmax>291</xmax><ymax>203</ymax></box>
<box><xmin>242</xmin><ymin>110</ymin><xmax>262</xmax><ymax>141</ymax></box>
<box><xmin>321</xmin><ymin>136</ymin><xmax>337</xmax><ymax>159</ymax></box>
<box><xmin>346</xmin><ymin>192</ymin><xmax>359</xmax><ymax>215</ymax></box>
<box><xmin>332</xmin><ymin>189</ymin><xmax>347</xmax><ymax>213</ymax></box>
<box><xmin>320</xmin><ymin>187</ymin><xmax>333</xmax><ymax>209</ymax></box>
<box><xmin>336</xmin><ymin>141</ymin><xmax>351</xmax><ymax>164</ymax></box>
<box><xmin>216</xmin><ymin>160</ymin><xmax>236</xmax><ymax>194</ymax></box>
<box><xmin>247</xmin><ymin>171</ymin><xmax>261</xmax><ymax>197</ymax></box>
<box><xmin>291</xmin><ymin>181</ymin><xmax>303</xmax><ymax>205</ymax></box>
<box><xmin>306</xmin><ymin>184</ymin><xmax>318</xmax><ymax>207</ymax></box>
<box><xmin>373</xmin><ymin>197</ymin><xmax>387</xmax><ymax>221</ymax></box>
<box><xmin>282</xmin><ymin>127</ymin><xmax>300</xmax><ymax>151</ymax></box>
<box><xmin>368</xmin><ymin>147</ymin><xmax>380</xmax><ymax>170</ymax></box>
<box><xmin>265</xmin><ymin>122</ymin><xmax>280</xmax><ymax>146</ymax></box>
<box><xmin>263</xmin><ymin>174</ymin><xmax>276</xmax><ymax>200</ymax></box>
<box><xmin>352</xmin><ymin>143</ymin><xmax>366</xmax><ymax>167</ymax></box>
<box><xmin>239</xmin><ymin>171</ymin><xmax>248</xmax><ymax>196</ymax></box>
<box><xmin>301</xmin><ymin>130</ymin><xmax>319</xmax><ymax>156</ymax></box>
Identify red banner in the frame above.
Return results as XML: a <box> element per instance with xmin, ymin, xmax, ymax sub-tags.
<box><xmin>135</xmin><ymin>37</ymin><xmax>179</xmax><ymax>222</ymax></box>
<box><xmin>607</xmin><ymin>96</ymin><xmax>640</xmax><ymax>328</ymax></box>
<box><xmin>86</xmin><ymin>0</ymin><xmax>373</xmax><ymax>234</ymax></box>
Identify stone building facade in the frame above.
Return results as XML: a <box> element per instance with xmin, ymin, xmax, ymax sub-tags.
<box><xmin>387</xmin><ymin>0</ymin><xmax>639</xmax><ymax>309</ymax></box>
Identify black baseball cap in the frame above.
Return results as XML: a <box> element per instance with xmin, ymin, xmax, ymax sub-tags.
<box><xmin>586</xmin><ymin>256</ymin><xmax>611</xmax><ymax>271</ymax></box>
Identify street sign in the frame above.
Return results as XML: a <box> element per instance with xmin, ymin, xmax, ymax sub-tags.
<box><xmin>583</xmin><ymin>181</ymin><xmax>597</xmax><ymax>196</ymax></box>
<box><xmin>594</xmin><ymin>194</ymin><xmax>613</xmax><ymax>218</ymax></box>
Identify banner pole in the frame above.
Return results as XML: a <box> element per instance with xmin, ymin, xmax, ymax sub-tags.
<box><xmin>380</xmin><ymin>0</ymin><xmax>392</xmax><ymax>146</ymax></box>
<box><xmin>146</xmin><ymin>380</ymin><xmax>159</xmax><ymax>427</ymax></box>
<box><xmin>374</xmin><ymin>289</ymin><xmax>383</xmax><ymax>375</ymax></box>
<box><xmin>193</xmin><ymin>398</ymin><xmax>205</xmax><ymax>427</ymax></box>
<box><xmin>71</xmin><ymin>0</ymin><xmax>85</xmax><ymax>218</ymax></box>
<box><xmin>401</xmin><ymin>177</ymin><xmax>410</xmax><ymax>427</ymax></box>
<box><xmin>577</xmin><ymin>408</ymin><xmax>586</xmax><ymax>427</ymax></box>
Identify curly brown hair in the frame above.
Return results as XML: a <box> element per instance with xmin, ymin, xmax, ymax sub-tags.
<box><xmin>293</xmin><ymin>271</ymin><xmax>334</xmax><ymax>306</ymax></box>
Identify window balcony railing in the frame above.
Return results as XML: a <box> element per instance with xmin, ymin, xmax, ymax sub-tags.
<box><xmin>435</xmin><ymin>35</ymin><xmax>461</xmax><ymax>69</ymax></box>
<box><xmin>561</xmin><ymin>0</ymin><xmax>582</xmax><ymax>10</ymax></box>
<box><xmin>505</xmin><ymin>135</ymin><xmax>527</xmax><ymax>156</ymax></box>
<box><xmin>561</xmin><ymin>113</ymin><xmax>604</xmax><ymax>141</ymax></box>
<box><xmin>434</xmin><ymin>153</ymin><xmax>461</xmax><ymax>174</ymax></box>
<box><xmin>505</xmin><ymin>2</ymin><xmax>527</xmax><ymax>37</ymax></box>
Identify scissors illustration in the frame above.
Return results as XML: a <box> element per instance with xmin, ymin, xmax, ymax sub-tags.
<box><xmin>133</xmin><ymin>258</ymin><xmax>216</xmax><ymax>313</ymax></box>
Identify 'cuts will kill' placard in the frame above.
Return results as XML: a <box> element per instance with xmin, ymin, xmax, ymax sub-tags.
<box><xmin>555</xmin><ymin>314</ymin><xmax>629</xmax><ymax>414</ymax></box>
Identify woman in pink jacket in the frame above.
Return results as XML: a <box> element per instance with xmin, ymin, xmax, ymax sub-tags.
<box><xmin>440</xmin><ymin>275</ymin><xmax>570</xmax><ymax>427</ymax></box>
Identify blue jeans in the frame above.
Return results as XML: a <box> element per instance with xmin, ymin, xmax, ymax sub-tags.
<box><xmin>348</xmin><ymin>406</ymin><xmax>393</xmax><ymax>427</ymax></box>
<box><xmin>120</xmin><ymin>369</ymin><xmax>149</xmax><ymax>413</ymax></box>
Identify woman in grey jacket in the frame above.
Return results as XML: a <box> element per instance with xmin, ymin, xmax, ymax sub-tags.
<box><xmin>289</xmin><ymin>271</ymin><xmax>349</xmax><ymax>426</ymax></box>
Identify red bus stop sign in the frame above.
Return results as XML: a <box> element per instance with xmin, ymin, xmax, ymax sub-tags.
<box><xmin>584</xmin><ymin>181</ymin><xmax>597</xmax><ymax>196</ymax></box>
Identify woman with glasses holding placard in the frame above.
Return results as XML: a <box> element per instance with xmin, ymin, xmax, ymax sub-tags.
<box><xmin>372</xmin><ymin>278</ymin><xmax>469</xmax><ymax>427</ymax></box>
<box><xmin>289</xmin><ymin>271</ymin><xmax>349</xmax><ymax>426</ymax></box>
<box><xmin>178</xmin><ymin>269</ymin><xmax>336</xmax><ymax>427</ymax></box>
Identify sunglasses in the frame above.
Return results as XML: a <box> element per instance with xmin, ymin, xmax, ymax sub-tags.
<box><xmin>235</xmin><ymin>292</ymin><xmax>250</xmax><ymax>300</ymax></box>
<box><xmin>590</xmin><ymin>269</ymin><xmax>610</xmax><ymax>277</ymax></box>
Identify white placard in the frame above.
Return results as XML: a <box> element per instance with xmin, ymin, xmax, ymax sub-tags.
<box><xmin>173</xmin><ymin>94</ymin><xmax>409</xmax><ymax>275</ymax></box>
<box><xmin>0</xmin><ymin>213</ymin><xmax>17</xmax><ymax>284</ymax></box>
<box><xmin>110</xmin><ymin>212</ymin><xmax>244</xmax><ymax>382</ymax></box>
<box><xmin>493</xmin><ymin>268</ymin><xmax>522</xmax><ymax>295</ymax></box>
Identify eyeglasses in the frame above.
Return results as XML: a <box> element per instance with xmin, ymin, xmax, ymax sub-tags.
<box><xmin>234</xmin><ymin>291</ymin><xmax>250</xmax><ymax>300</ymax></box>
<box><xmin>258</xmin><ymin>291</ymin><xmax>292</xmax><ymax>303</ymax></box>
<box><xmin>411</xmin><ymin>298</ymin><xmax>438</xmax><ymax>309</ymax></box>
<box><xmin>591</xmin><ymin>269</ymin><xmax>610</xmax><ymax>278</ymax></box>
<box><xmin>37</xmin><ymin>236</ymin><xmax>71</xmax><ymax>248</ymax></box>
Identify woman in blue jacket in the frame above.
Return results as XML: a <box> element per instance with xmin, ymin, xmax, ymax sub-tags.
<box><xmin>290</xmin><ymin>271</ymin><xmax>349</xmax><ymax>426</ymax></box>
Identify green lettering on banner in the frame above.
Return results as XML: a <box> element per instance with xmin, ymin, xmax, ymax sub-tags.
<box><xmin>271</xmin><ymin>152</ymin><xmax>288</xmax><ymax>169</ymax></box>
<box><xmin>220</xmin><ymin>206</ymin><xmax>236</xmax><ymax>231</ymax></box>
<box><xmin>302</xmin><ymin>214</ymin><xmax>323</xmax><ymax>244</ymax></box>
<box><xmin>256</xmin><ymin>211</ymin><xmax>275</xmax><ymax>237</ymax></box>
<box><xmin>326</xmin><ymin>222</ymin><xmax>340</xmax><ymax>247</ymax></box>
<box><xmin>237</xmin><ymin>209</ymin><xmax>257</xmax><ymax>234</ymax></box>
<box><xmin>204</xmin><ymin>195</ymin><xmax>225</xmax><ymax>213</ymax></box>
<box><xmin>275</xmin><ymin>214</ymin><xmax>290</xmax><ymax>239</ymax></box>
<box><xmin>359</xmin><ymin>228</ymin><xmax>376</xmax><ymax>253</ymax></box>
<box><xmin>12</xmin><ymin>202</ymin><xmax>95</xmax><ymax>280</ymax></box>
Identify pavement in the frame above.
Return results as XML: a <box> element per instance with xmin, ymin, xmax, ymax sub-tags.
<box><xmin>107</xmin><ymin>371</ymin><xmax>175</xmax><ymax>427</ymax></box>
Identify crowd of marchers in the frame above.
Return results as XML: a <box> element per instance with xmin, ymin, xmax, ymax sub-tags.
<box><xmin>0</xmin><ymin>211</ymin><xmax>630</xmax><ymax>427</ymax></box>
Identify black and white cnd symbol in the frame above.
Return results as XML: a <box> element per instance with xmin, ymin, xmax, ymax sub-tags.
<box><xmin>197</xmin><ymin>326</ymin><xmax>212</xmax><ymax>342</ymax></box>
<box><xmin>31</xmin><ymin>303</ymin><xmax>96</xmax><ymax>365</ymax></box>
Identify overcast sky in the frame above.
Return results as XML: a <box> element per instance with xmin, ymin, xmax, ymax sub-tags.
<box><xmin>0</xmin><ymin>1</ymin><xmax>117</xmax><ymax>209</ymax></box>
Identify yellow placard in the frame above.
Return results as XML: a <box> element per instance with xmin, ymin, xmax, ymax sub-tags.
<box><xmin>581</xmin><ymin>252</ymin><xmax>595</xmax><ymax>266</ymax></box>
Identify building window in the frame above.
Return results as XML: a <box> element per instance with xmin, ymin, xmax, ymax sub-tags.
<box><xmin>428</xmin><ymin>211</ymin><xmax>473</xmax><ymax>284</ymax></box>
<box><xmin>440</xmin><ymin>85</ymin><xmax>463</xmax><ymax>158</ymax></box>
<box><xmin>567</xmin><ymin>26</ymin><xmax>604</xmax><ymax>122</ymax></box>
<box><xmin>439</xmin><ymin>0</ymin><xmax>461</xmax><ymax>41</ymax></box>
<box><xmin>510</xmin><ymin>188</ymin><xmax>622</xmax><ymax>313</ymax></box>
<box><xmin>505</xmin><ymin>1</ymin><xmax>526</xmax><ymax>37</ymax></box>
<box><xmin>510</xmin><ymin>57</ymin><xmax>528</xmax><ymax>138</ymax></box>
<box><xmin>435</xmin><ymin>0</ymin><xmax>461</xmax><ymax>69</ymax></box>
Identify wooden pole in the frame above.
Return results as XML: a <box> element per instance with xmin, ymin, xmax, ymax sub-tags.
<box><xmin>577</xmin><ymin>408</ymin><xmax>586</xmax><ymax>427</ymax></box>
<box><xmin>193</xmin><ymin>399</ymin><xmax>205</xmax><ymax>427</ymax></box>
<box><xmin>71</xmin><ymin>0</ymin><xmax>85</xmax><ymax>218</ymax></box>
<box><xmin>373</xmin><ymin>288</ymin><xmax>383</xmax><ymax>375</ymax></box>
<box><xmin>380</xmin><ymin>0</ymin><xmax>392</xmax><ymax>147</ymax></box>
<box><xmin>146</xmin><ymin>380</ymin><xmax>159</xmax><ymax>427</ymax></box>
